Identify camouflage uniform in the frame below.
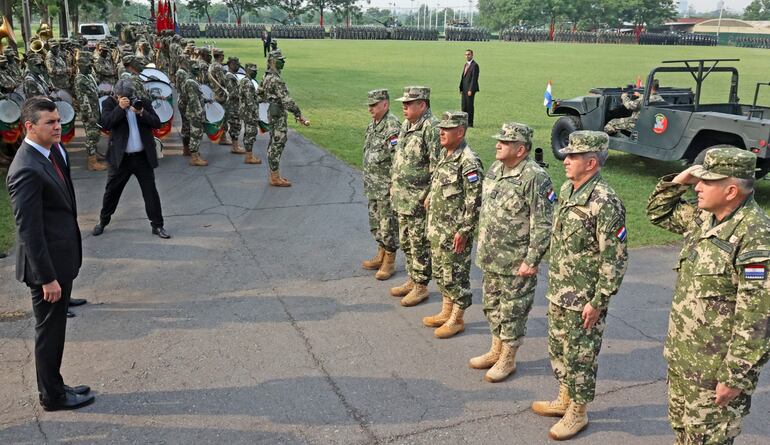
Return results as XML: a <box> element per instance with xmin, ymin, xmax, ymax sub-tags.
<box><xmin>121</xmin><ymin>56</ymin><xmax>151</xmax><ymax>103</ymax></box>
<box><xmin>647</xmin><ymin>147</ymin><xmax>770</xmax><ymax>445</ymax></box>
<box><xmin>73</xmin><ymin>53</ymin><xmax>101</xmax><ymax>156</ymax></box>
<box><xmin>0</xmin><ymin>56</ymin><xmax>16</xmax><ymax>95</ymax></box>
<box><xmin>182</xmin><ymin>68</ymin><xmax>206</xmax><ymax>155</ymax></box>
<box><xmin>546</xmin><ymin>131</ymin><xmax>628</xmax><ymax>405</ymax></box>
<box><xmin>94</xmin><ymin>46</ymin><xmax>118</xmax><ymax>86</ymax></box>
<box><xmin>239</xmin><ymin>64</ymin><xmax>262</xmax><ymax>153</ymax></box>
<box><xmin>477</xmin><ymin>123</ymin><xmax>554</xmax><ymax>346</ymax></box>
<box><xmin>363</xmin><ymin>89</ymin><xmax>401</xmax><ymax>254</ymax></box>
<box><xmin>426</xmin><ymin>111</ymin><xmax>483</xmax><ymax>309</ymax></box>
<box><xmin>23</xmin><ymin>54</ymin><xmax>52</xmax><ymax>98</ymax></box>
<box><xmin>176</xmin><ymin>69</ymin><xmax>191</xmax><ymax>147</ymax></box>
<box><xmin>261</xmin><ymin>50</ymin><xmax>303</xmax><ymax>173</ymax></box>
<box><xmin>46</xmin><ymin>42</ymin><xmax>70</xmax><ymax>91</ymax></box>
<box><xmin>604</xmin><ymin>91</ymin><xmax>664</xmax><ymax>134</ymax></box>
<box><xmin>208</xmin><ymin>50</ymin><xmax>229</xmax><ymax>137</ymax></box>
<box><xmin>3</xmin><ymin>49</ymin><xmax>22</xmax><ymax>84</ymax></box>
<box><xmin>391</xmin><ymin>86</ymin><xmax>442</xmax><ymax>286</ymax></box>
<box><xmin>224</xmin><ymin>57</ymin><xmax>242</xmax><ymax>142</ymax></box>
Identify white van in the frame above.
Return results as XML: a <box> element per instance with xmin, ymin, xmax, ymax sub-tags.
<box><xmin>79</xmin><ymin>23</ymin><xmax>110</xmax><ymax>49</ymax></box>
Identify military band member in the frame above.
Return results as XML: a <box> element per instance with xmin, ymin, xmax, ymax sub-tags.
<box><xmin>423</xmin><ymin>111</ymin><xmax>482</xmax><ymax>338</ymax></box>
<box><xmin>532</xmin><ymin>130</ymin><xmax>628</xmax><ymax>441</ymax></box>
<box><xmin>94</xmin><ymin>42</ymin><xmax>118</xmax><ymax>86</ymax></box>
<box><xmin>647</xmin><ymin>146</ymin><xmax>770</xmax><ymax>445</ymax></box>
<box><xmin>24</xmin><ymin>53</ymin><xmax>52</xmax><ymax>98</ymax></box>
<box><xmin>74</xmin><ymin>51</ymin><xmax>108</xmax><ymax>171</ymax></box>
<box><xmin>46</xmin><ymin>39</ymin><xmax>70</xmax><ymax>92</ymax></box>
<box><xmin>361</xmin><ymin>89</ymin><xmax>401</xmax><ymax>280</ymax></box>
<box><xmin>238</xmin><ymin>63</ymin><xmax>264</xmax><ymax>165</ymax></box>
<box><xmin>470</xmin><ymin>122</ymin><xmax>553</xmax><ymax>382</ymax></box>
<box><xmin>183</xmin><ymin>63</ymin><xmax>208</xmax><ymax>167</ymax></box>
<box><xmin>224</xmin><ymin>56</ymin><xmax>244</xmax><ymax>153</ymax></box>
<box><xmin>208</xmin><ymin>48</ymin><xmax>231</xmax><ymax>146</ymax></box>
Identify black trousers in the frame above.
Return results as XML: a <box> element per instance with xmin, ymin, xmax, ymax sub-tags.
<box><xmin>99</xmin><ymin>152</ymin><xmax>164</xmax><ymax>228</ymax></box>
<box><xmin>31</xmin><ymin>280</ymin><xmax>72</xmax><ymax>402</ymax></box>
<box><xmin>263</xmin><ymin>42</ymin><xmax>270</xmax><ymax>57</ymax></box>
<box><xmin>461</xmin><ymin>92</ymin><xmax>476</xmax><ymax>127</ymax></box>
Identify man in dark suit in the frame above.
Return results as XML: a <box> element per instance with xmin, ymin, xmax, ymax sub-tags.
<box><xmin>92</xmin><ymin>79</ymin><xmax>170</xmax><ymax>239</ymax></box>
<box><xmin>262</xmin><ymin>30</ymin><xmax>272</xmax><ymax>58</ymax></box>
<box><xmin>7</xmin><ymin>97</ymin><xmax>95</xmax><ymax>411</ymax></box>
<box><xmin>459</xmin><ymin>49</ymin><xmax>480</xmax><ymax>127</ymax></box>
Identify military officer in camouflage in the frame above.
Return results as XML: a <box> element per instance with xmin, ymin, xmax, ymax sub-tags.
<box><xmin>470</xmin><ymin>122</ymin><xmax>554</xmax><ymax>383</ymax></box>
<box><xmin>183</xmin><ymin>63</ymin><xmax>209</xmax><ymax>167</ymax></box>
<box><xmin>361</xmin><ymin>89</ymin><xmax>401</xmax><ymax>281</ymax></box>
<box><xmin>74</xmin><ymin>51</ymin><xmax>108</xmax><ymax>171</ymax></box>
<box><xmin>605</xmin><ymin>79</ymin><xmax>664</xmax><ymax>136</ymax></box>
<box><xmin>46</xmin><ymin>39</ymin><xmax>70</xmax><ymax>92</ymax></box>
<box><xmin>647</xmin><ymin>146</ymin><xmax>770</xmax><ymax>445</ymax></box>
<box><xmin>238</xmin><ymin>63</ymin><xmax>264</xmax><ymax>165</ymax></box>
<box><xmin>225</xmin><ymin>56</ymin><xmax>245</xmax><ymax>154</ymax></box>
<box><xmin>261</xmin><ymin>49</ymin><xmax>310</xmax><ymax>187</ymax></box>
<box><xmin>176</xmin><ymin>68</ymin><xmax>192</xmax><ymax>156</ymax></box>
<box><xmin>532</xmin><ymin>130</ymin><xmax>628</xmax><ymax>440</ymax></box>
<box><xmin>389</xmin><ymin>86</ymin><xmax>442</xmax><ymax>306</ymax></box>
<box><xmin>422</xmin><ymin>111</ymin><xmax>482</xmax><ymax>338</ymax></box>
<box><xmin>209</xmin><ymin>48</ymin><xmax>231</xmax><ymax>146</ymax></box>
<box><xmin>94</xmin><ymin>42</ymin><xmax>118</xmax><ymax>86</ymax></box>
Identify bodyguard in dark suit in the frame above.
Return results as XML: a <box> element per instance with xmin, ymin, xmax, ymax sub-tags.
<box><xmin>7</xmin><ymin>97</ymin><xmax>94</xmax><ymax>411</ymax></box>
<box><xmin>93</xmin><ymin>79</ymin><xmax>171</xmax><ymax>239</ymax></box>
<box><xmin>459</xmin><ymin>49</ymin><xmax>480</xmax><ymax>127</ymax></box>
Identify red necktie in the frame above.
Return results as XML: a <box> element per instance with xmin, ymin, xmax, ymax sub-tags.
<box><xmin>49</xmin><ymin>151</ymin><xmax>66</xmax><ymax>184</ymax></box>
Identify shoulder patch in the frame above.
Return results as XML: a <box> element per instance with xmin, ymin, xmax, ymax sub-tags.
<box><xmin>744</xmin><ymin>264</ymin><xmax>766</xmax><ymax>280</ymax></box>
<box><xmin>547</xmin><ymin>189</ymin><xmax>557</xmax><ymax>203</ymax></box>
<box><xmin>615</xmin><ymin>225</ymin><xmax>628</xmax><ymax>242</ymax></box>
<box><xmin>388</xmin><ymin>135</ymin><xmax>398</xmax><ymax>146</ymax></box>
<box><xmin>465</xmin><ymin>170</ymin><xmax>480</xmax><ymax>183</ymax></box>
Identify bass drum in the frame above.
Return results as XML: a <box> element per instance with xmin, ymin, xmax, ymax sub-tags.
<box><xmin>204</xmin><ymin>101</ymin><xmax>225</xmax><ymax>142</ymax></box>
<box><xmin>145</xmin><ymin>80</ymin><xmax>173</xmax><ymax>105</ymax></box>
<box><xmin>141</xmin><ymin>67</ymin><xmax>170</xmax><ymax>84</ymax></box>
<box><xmin>151</xmin><ymin>99</ymin><xmax>174</xmax><ymax>139</ymax></box>
<box><xmin>0</xmin><ymin>99</ymin><xmax>21</xmax><ymax>143</ymax></box>
<box><xmin>56</xmin><ymin>100</ymin><xmax>76</xmax><ymax>143</ymax></box>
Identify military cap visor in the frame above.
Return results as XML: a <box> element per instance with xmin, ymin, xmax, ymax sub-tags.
<box><xmin>559</xmin><ymin>130</ymin><xmax>609</xmax><ymax>154</ymax></box>
<box><xmin>690</xmin><ymin>146</ymin><xmax>757</xmax><ymax>180</ymax></box>
<box><xmin>437</xmin><ymin>111</ymin><xmax>468</xmax><ymax>128</ymax></box>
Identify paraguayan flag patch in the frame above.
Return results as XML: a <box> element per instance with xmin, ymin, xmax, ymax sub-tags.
<box><xmin>465</xmin><ymin>171</ymin><xmax>479</xmax><ymax>183</ymax></box>
<box><xmin>615</xmin><ymin>225</ymin><xmax>627</xmax><ymax>242</ymax></box>
<box><xmin>744</xmin><ymin>264</ymin><xmax>766</xmax><ymax>280</ymax></box>
<box><xmin>547</xmin><ymin>189</ymin><xmax>557</xmax><ymax>203</ymax></box>
<box><xmin>388</xmin><ymin>136</ymin><xmax>398</xmax><ymax>146</ymax></box>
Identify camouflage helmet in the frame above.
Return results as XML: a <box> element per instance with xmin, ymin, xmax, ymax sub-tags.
<box><xmin>212</xmin><ymin>48</ymin><xmax>224</xmax><ymax>57</ymax></box>
<box><xmin>367</xmin><ymin>89</ymin><xmax>389</xmax><ymax>105</ymax></box>
<box><xmin>691</xmin><ymin>145</ymin><xmax>757</xmax><ymax>180</ymax></box>
<box><xmin>268</xmin><ymin>49</ymin><xmax>285</xmax><ymax>60</ymax></box>
<box><xmin>437</xmin><ymin>111</ymin><xmax>468</xmax><ymax>129</ymax></box>
<box><xmin>77</xmin><ymin>51</ymin><xmax>93</xmax><ymax>65</ymax></box>
<box><xmin>26</xmin><ymin>53</ymin><xmax>44</xmax><ymax>65</ymax></box>
<box><xmin>492</xmin><ymin>122</ymin><xmax>533</xmax><ymax>144</ymax></box>
<box><xmin>244</xmin><ymin>62</ymin><xmax>257</xmax><ymax>72</ymax></box>
<box><xmin>560</xmin><ymin>130</ymin><xmax>609</xmax><ymax>154</ymax></box>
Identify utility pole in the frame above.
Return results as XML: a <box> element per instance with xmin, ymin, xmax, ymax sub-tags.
<box><xmin>21</xmin><ymin>0</ymin><xmax>32</xmax><ymax>51</ymax></box>
<box><xmin>469</xmin><ymin>0</ymin><xmax>473</xmax><ymax>27</ymax></box>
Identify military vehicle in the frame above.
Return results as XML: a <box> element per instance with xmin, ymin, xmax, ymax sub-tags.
<box><xmin>548</xmin><ymin>59</ymin><xmax>770</xmax><ymax>177</ymax></box>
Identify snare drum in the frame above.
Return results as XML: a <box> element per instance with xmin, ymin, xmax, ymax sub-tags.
<box><xmin>0</xmin><ymin>99</ymin><xmax>21</xmax><ymax>143</ymax></box>
<box><xmin>204</xmin><ymin>102</ymin><xmax>226</xmax><ymax>142</ymax></box>
<box><xmin>144</xmin><ymin>80</ymin><xmax>173</xmax><ymax>105</ymax></box>
<box><xmin>141</xmin><ymin>67</ymin><xmax>170</xmax><ymax>84</ymax></box>
<box><xmin>55</xmin><ymin>101</ymin><xmax>76</xmax><ymax>143</ymax></box>
<box><xmin>151</xmin><ymin>98</ymin><xmax>174</xmax><ymax>139</ymax></box>
<box><xmin>199</xmin><ymin>84</ymin><xmax>215</xmax><ymax>102</ymax></box>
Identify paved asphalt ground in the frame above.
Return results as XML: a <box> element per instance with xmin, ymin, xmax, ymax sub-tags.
<box><xmin>1</xmin><ymin>121</ymin><xmax>769</xmax><ymax>444</ymax></box>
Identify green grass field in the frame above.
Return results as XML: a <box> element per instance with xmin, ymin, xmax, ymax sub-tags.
<box><xmin>209</xmin><ymin>39</ymin><xmax>770</xmax><ymax>247</ymax></box>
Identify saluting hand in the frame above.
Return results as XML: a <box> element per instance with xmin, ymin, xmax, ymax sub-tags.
<box><xmin>672</xmin><ymin>165</ymin><xmax>701</xmax><ymax>186</ymax></box>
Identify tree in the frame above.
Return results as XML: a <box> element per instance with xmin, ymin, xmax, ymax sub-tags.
<box><xmin>224</xmin><ymin>0</ymin><xmax>265</xmax><ymax>26</ymax></box>
<box><xmin>188</xmin><ymin>0</ymin><xmax>213</xmax><ymax>23</ymax></box>
<box><xmin>276</xmin><ymin>0</ymin><xmax>308</xmax><ymax>21</ymax></box>
<box><xmin>744</xmin><ymin>0</ymin><xmax>770</xmax><ymax>20</ymax></box>
<box><xmin>308</xmin><ymin>0</ymin><xmax>333</xmax><ymax>26</ymax></box>
<box><xmin>332</xmin><ymin>0</ymin><xmax>364</xmax><ymax>27</ymax></box>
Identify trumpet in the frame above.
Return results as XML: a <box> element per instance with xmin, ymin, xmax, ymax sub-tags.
<box><xmin>29</xmin><ymin>37</ymin><xmax>47</xmax><ymax>58</ymax></box>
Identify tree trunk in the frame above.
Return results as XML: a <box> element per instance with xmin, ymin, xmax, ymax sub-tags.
<box><xmin>35</xmin><ymin>0</ymin><xmax>49</xmax><ymax>26</ymax></box>
<box><xmin>548</xmin><ymin>17</ymin><xmax>554</xmax><ymax>41</ymax></box>
<box><xmin>320</xmin><ymin>8</ymin><xmax>324</xmax><ymax>27</ymax></box>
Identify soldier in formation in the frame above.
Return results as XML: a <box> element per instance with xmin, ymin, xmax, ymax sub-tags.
<box><xmin>532</xmin><ymin>130</ymin><xmax>628</xmax><ymax>440</ymax></box>
<box><xmin>261</xmin><ymin>49</ymin><xmax>310</xmax><ymax>187</ymax></box>
<box><xmin>208</xmin><ymin>48</ymin><xmax>232</xmax><ymax>147</ymax></box>
<box><xmin>224</xmin><ymin>57</ymin><xmax>245</xmax><ymax>154</ymax></box>
<box><xmin>361</xmin><ymin>89</ymin><xmax>401</xmax><ymax>281</ymax></box>
<box><xmin>444</xmin><ymin>27</ymin><xmax>490</xmax><ymax>42</ymax></box>
<box><xmin>389</xmin><ymin>86</ymin><xmax>441</xmax><ymax>306</ymax></box>
<box><xmin>94</xmin><ymin>42</ymin><xmax>118</xmax><ymax>86</ymax></box>
<box><xmin>46</xmin><ymin>39</ymin><xmax>70</xmax><ymax>92</ymax></box>
<box><xmin>23</xmin><ymin>53</ymin><xmax>52</xmax><ymax>98</ymax></box>
<box><xmin>422</xmin><ymin>111</ymin><xmax>483</xmax><ymax>339</ymax></box>
<box><xmin>181</xmin><ymin>63</ymin><xmax>209</xmax><ymax>167</ymax></box>
<box><xmin>3</xmin><ymin>48</ymin><xmax>22</xmax><ymax>83</ymax></box>
<box><xmin>390</xmin><ymin>27</ymin><xmax>439</xmax><ymax>41</ymax></box>
<box><xmin>238</xmin><ymin>63</ymin><xmax>264</xmax><ymax>165</ymax></box>
<box><xmin>605</xmin><ymin>79</ymin><xmax>664</xmax><ymax>136</ymax></box>
<box><xmin>647</xmin><ymin>146</ymin><xmax>770</xmax><ymax>445</ymax></box>
<box><xmin>330</xmin><ymin>25</ymin><xmax>389</xmax><ymax>40</ymax></box>
<box><xmin>471</xmin><ymin>123</ymin><xmax>554</xmax><ymax>383</ymax></box>
<box><xmin>74</xmin><ymin>51</ymin><xmax>108</xmax><ymax>171</ymax></box>
<box><xmin>270</xmin><ymin>25</ymin><xmax>324</xmax><ymax>39</ymax></box>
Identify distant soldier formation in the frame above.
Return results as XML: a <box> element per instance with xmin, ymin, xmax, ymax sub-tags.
<box><xmin>639</xmin><ymin>32</ymin><xmax>717</xmax><ymax>46</ymax></box>
<box><xmin>501</xmin><ymin>28</ymin><xmax>718</xmax><ymax>46</ymax></box>
<box><xmin>271</xmin><ymin>25</ymin><xmax>325</xmax><ymax>39</ymax></box>
<box><xmin>444</xmin><ymin>26</ymin><xmax>490</xmax><ymax>42</ymax></box>
<box><xmin>204</xmin><ymin>23</ymin><xmax>266</xmax><ymax>39</ymax></box>
<box><xmin>735</xmin><ymin>35</ymin><xmax>770</xmax><ymax>48</ymax></box>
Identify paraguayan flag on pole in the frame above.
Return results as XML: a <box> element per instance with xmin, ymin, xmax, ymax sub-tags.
<box><xmin>544</xmin><ymin>81</ymin><xmax>553</xmax><ymax>107</ymax></box>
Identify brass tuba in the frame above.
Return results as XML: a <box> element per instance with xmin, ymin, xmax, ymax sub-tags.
<box><xmin>0</xmin><ymin>16</ymin><xmax>17</xmax><ymax>53</ymax></box>
<box><xmin>30</xmin><ymin>37</ymin><xmax>47</xmax><ymax>58</ymax></box>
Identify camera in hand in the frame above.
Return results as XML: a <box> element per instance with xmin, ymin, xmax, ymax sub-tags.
<box><xmin>130</xmin><ymin>97</ymin><xmax>144</xmax><ymax>111</ymax></box>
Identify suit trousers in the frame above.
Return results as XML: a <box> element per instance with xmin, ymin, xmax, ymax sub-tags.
<box><xmin>31</xmin><ymin>280</ymin><xmax>72</xmax><ymax>402</ymax></box>
<box><xmin>99</xmin><ymin>152</ymin><xmax>164</xmax><ymax>228</ymax></box>
<box><xmin>461</xmin><ymin>92</ymin><xmax>476</xmax><ymax>127</ymax></box>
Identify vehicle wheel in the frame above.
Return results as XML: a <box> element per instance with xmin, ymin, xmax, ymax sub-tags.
<box><xmin>551</xmin><ymin>115</ymin><xmax>582</xmax><ymax>161</ymax></box>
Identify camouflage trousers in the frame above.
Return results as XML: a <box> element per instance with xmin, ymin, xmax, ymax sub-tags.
<box><xmin>188</xmin><ymin>118</ymin><xmax>204</xmax><ymax>154</ymax></box>
<box><xmin>179</xmin><ymin>107</ymin><xmax>189</xmax><ymax>139</ymax></box>
<box><xmin>216</xmin><ymin>97</ymin><xmax>229</xmax><ymax>140</ymax></box>
<box><xmin>367</xmin><ymin>196</ymin><xmax>399</xmax><ymax>253</ymax></box>
<box><xmin>243</xmin><ymin>121</ymin><xmax>259</xmax><ymax>154</ymax></box>
<box><xmin>397</xmin><ymin>210</ymin><xmax>431</xmax><ymax>285</ymax></box>
<box><xmin>267</xmin><ymin>113</ymin><xmax>288</xmax><ymax>172</ymax></box>
<box><xmin>482</xmin><ymin>272</ymin><xmax>537</xmax><ymax>346</ymax></box>
<box><xmin>668</xmin><ymin>369</ymin><xmax>748</xmax><ymax>445</ymax></box>
<box><xmin>82</xmin><ymin>118</ymin><xmax>100</xmax><ymax>156</ymax></box>
<box><xmin>604</xmin><ymin>117</ymin><xmax>636</xmax><ymax>135</ymax></box>
<box><xmin>547</xmin><ymin>302</ymin><xmax>607</xmax><ymax>404</ymax></box>
<box><xmin>430</xmin><ymin>244</ymin><xmax>472</xmax><ymax>309</ymax></box>
<box><xmin>226</xmin><ymin>101</ymin><xmax>241</xmax><ymax>140</ymax></box>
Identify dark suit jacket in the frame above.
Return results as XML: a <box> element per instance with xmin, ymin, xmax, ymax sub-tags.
<box><xmin>99</xmin><ymin>96</ymin><xmax>162</xmax><ymax>169</ymax></box>
<box><xmin>6</xmin><ymin>142</ymin><xmax>82</xmax><ymax>286</ymax></box>
<box><xmin>459</xmin><ymin>60</ymin><xmax>480</xmax><ymax>94</ymax></box>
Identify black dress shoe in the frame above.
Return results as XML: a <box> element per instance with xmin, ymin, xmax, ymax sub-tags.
<box><xmin>64</xmin><ymin>384</ymin><xmax>91</xmax><ymax>395</ymax></box>
<box><xmin>152</xmin><ymin>227</ymin><xmax>171</xmax><ymax>239</ymax></box>
<box><xmin>67</xmin><ymin>311</ymin><xmax>76</xmax><ymax>318</ymax></box>
<box><xmin>41</xmin><ymin>392</ymin><xmax>95</xmax><ymax>411</ymax></box>
<box><xmin>69</xmin><ymin>298</ymin><xmax>87</xmax><ymax>307</ymax></box>
<box><xmin>92</xmin><ymin>223</ymin><xmax>105</xmax><ymax>236</ymax></box>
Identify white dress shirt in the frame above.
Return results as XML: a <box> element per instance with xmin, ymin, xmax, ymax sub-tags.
<box><xmin>125</xmin><ymin>109</ymin><xmax>144</xmax><ymax>153</ymax></box>
<box><xmin>25</xmin><ymin>138</ymin><xmax>67</xmax><ymax>166</ymax></box>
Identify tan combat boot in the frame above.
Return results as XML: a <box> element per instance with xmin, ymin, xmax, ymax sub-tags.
<box><xmin>218</xmin><ymin>134</ymin><xmax>231</xmax><ymax>145</ymax></box>
<box><xmin>87</xmin><ymin>154</ymin><xmax>108</xmax><ymax>171</ymax></box>
<box><xmin>362</xmin><ymin>246</ymin><xmax>385</xmax><ymax>270</ymax></box>
<box><xmin>182</xmin><ymin>136</ymin><xmax>191</xmax><ymax>156</ymax></box>
<box><xmin>244</xmin><ymin>152</ymin><xmax>262</xmax><ymax>164</ymax></box>
<box><xmin>484</xmin><ymin>342</ymin><xmax>518</xmax><ymax>382</ymax></box>
<box><xmin>390</xmin><ymin>278</ymin><xmax>414</xmax><ymax>297</ymax></box>
<box><xmin>230</xmin><ymin>140</ymin><xmax>246</xmax><ymax>154</ymax></box>
<box><xmin>189</xmin><ymin>153</ymin><xmax>209</xmax><ymax>166</ymax></box>
<box><xmin>469</xmin><ymin>336</ymin><xmax>503</xmax><ymax>369</ymax></box>
<box><xmin>400</xmin><ymin>283</ymin><xmax>429</xmax><ymax>307</ymax></box>
<box><xmin>423</xmin><ymin>296</ymin><xmax>452</xmax><ymax>327</ymax></box>
<box><xmin>531</xmin><ymin>385</ymin><xmax>571</xmax><ymax>417</ymax></box>
<box><xmin>375</xmin><ymin>251</ymin><xmax>396</xmax><ymax>280</ymax></box>
<box><xmin>548</xmin><ymin>401</ymin><xmax>588</xmax><ymax>440</ymax></box>
<box><xmin>269</xmin><ymin>171</ymin><xmax>291</xmax><ymax>187</ymax></box>
<box><xmin>434</xmin><ymin>304</ymin><xmax>465</xmax><ymax>338</ymax></box>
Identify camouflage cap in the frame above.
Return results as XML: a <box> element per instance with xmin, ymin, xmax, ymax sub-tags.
<box><xmin>367</xmin><ymin>89</ymin><xmax>389</xmax><ymax>105</ymax></box>
<box><xmin>198</xmin><ymin>47</ymin><xmax>211</xmax><ymax>56</ymax></box>
<box><xmin>26</xmin><ymin>53</ymin><xmax>43</xmax><ymax>65</ymax></box>
<box><xmin>213</xmin><ymin>48</ymin><xmax>224</xmax><ymax>56</ymax></box>
<box><xmin>491</xmin><ymin>122</ymin><xmax>533</xmax><ymax>143</ymax></box>
<box><xmin>691</xmin><ymin>145</ymin><xmax>757</xmax><ymax>180</ymax></box>
<box><xmin>395</xmin><ymin>86</ymin><xmax>430</xmax><ymax>102</ymax></box>
<box><xmin>227</xmin><ymin>56</ymin><xmax>239</xmax><ymax>64</ymax></box>
<box><xmin>560</xmin><ymin>130</ymin><xmax>609</xmax><ymax>154</ymax></box>
<box><xmin>244</xmin><ymin>62</ymin><xmax>257</xmax><ymax>71</ymax></box>
<box><xmin>77</xmin><ymin>51</ymin><xmax>93</xmax><ymax>64</ymax></box>
<box><xmin>437</xmin><ymin>111</ymin><xmax>468</xmax><ymax>128</ymax></box>
<box><xmin>268</xmin><ymin>49</ymin><xmax>285</xmax><ymax>60</ymax></box>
